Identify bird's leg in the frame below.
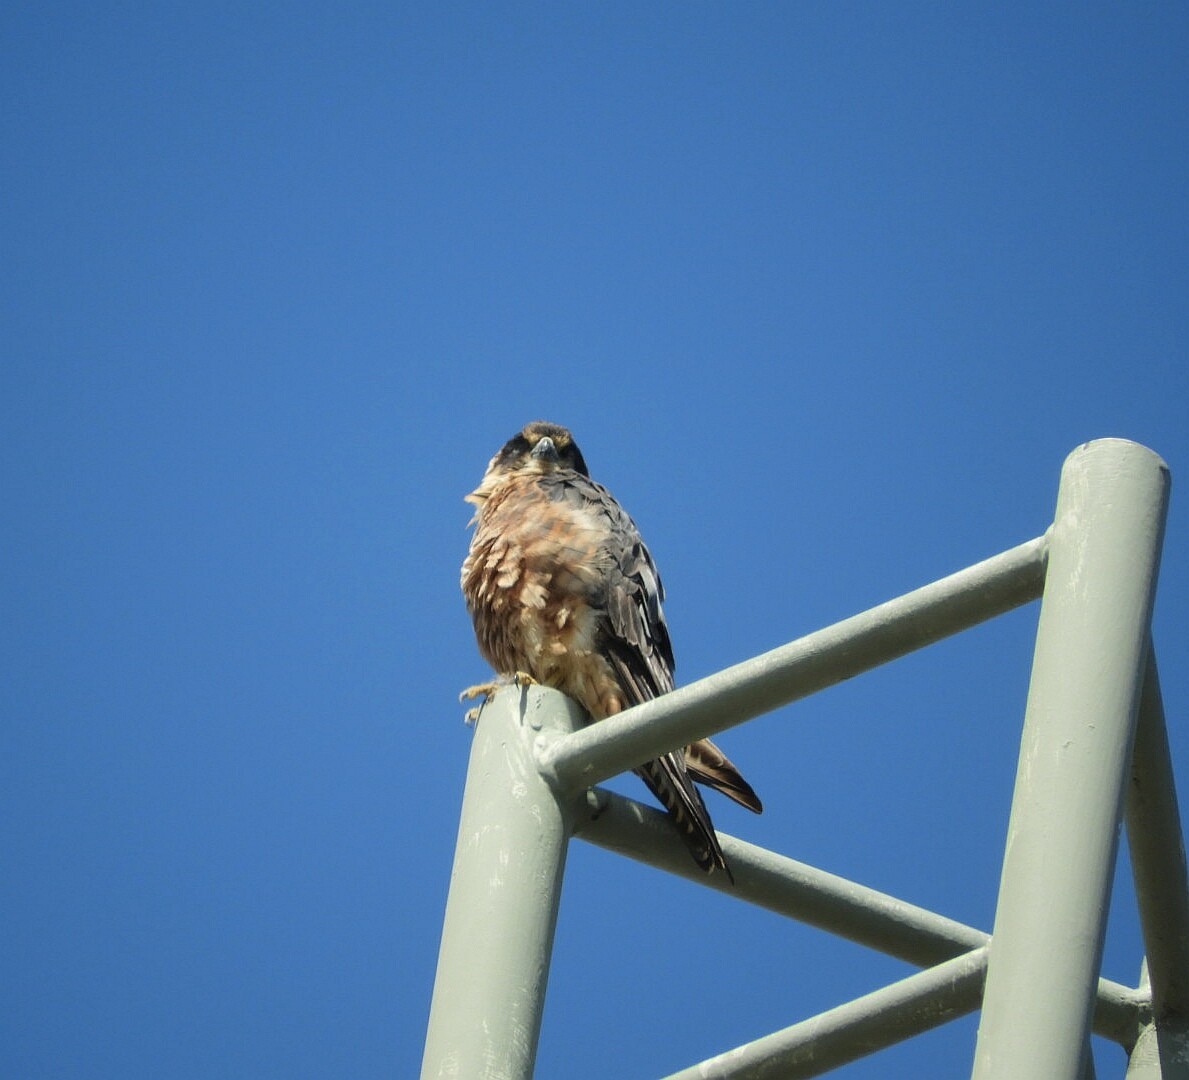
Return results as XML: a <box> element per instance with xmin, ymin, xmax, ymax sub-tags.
<box><xmin>459</xmin><ymin>671</ymin><xmax>539</xmax><ymax>723</ymax></box>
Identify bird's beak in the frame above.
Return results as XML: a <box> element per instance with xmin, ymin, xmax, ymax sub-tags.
<box><xmin>531</xmin><ymin>437</ymin><xmax>559</xmax><ymax>463</ymax></box>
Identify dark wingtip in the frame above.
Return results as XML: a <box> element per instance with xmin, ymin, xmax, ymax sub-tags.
<box><xmin>684</xmin><ymin>739</ymin><xmax>764</xmax><ymax>814</ymax></box>
<box><xmin>727</xmin><ymin>782</ymin><xmax>763</xmax><ymax>815</ymax></box>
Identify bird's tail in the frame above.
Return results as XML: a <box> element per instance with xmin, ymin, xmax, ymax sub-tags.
<box><xmin>634</xmin><ymin>752</ymin><xmax>734</xmax><ymax>882</ymax></box>
<box><xmin>685</xmin><ymin>738</ymin><xmax>763</xmax><ymax>813</ymax></box>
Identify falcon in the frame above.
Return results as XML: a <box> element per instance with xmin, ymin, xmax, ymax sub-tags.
<box><xmin>460</xmin><ymin>420</ymin><xmax>762</xmax><ymax>877</ymax></box>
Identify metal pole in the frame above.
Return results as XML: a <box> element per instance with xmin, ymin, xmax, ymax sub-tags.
<box><xmin>577</xmin><ymin>788</ymin><xmax>990</xmax><ymax>965</ymax></box>
<box><xmin>1126</xmin><ymin>654</ymin><xmax>1189</xmax><ymax>1079</ymax></box>
<box><xmin>1126</xmin><ymin>651</ymin><xmax>1189</xmax><ymax>1022</ymax></box>
<box><xmin>575</xmin><ymin>788</ymin><xmax>1144</xmax><ymax>1044</ymax></box>
<box><xmin>972</xmin><ymin>439</ymin><xmax>1170</xmax><ymax>1080</ymax></box>
<box><xmin>662</xmin><ymin>946</ymin><xmax>990</xmax><ymax>1080</ymax></box>
<box><xmin>541</xmin><ymin>535</ymin><xmax>1047</xmax><ymax>797</ymax></box>
<box><xmin>1125</xmin><ymin>1023</ymin><xmax>1163</xmax><ymax>1080</ymax></box>
<box><xmin>1123</xmin><ymin>957</ymin><xmax>1189</xmax><ymax>1080</ymax></box>
<box><xmin>422</xmin><ymin>686</ymin><xmax>584</xmax><ymax>1080</ymax></box>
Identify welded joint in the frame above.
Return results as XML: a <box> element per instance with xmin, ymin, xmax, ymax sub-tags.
<box><xmin>1122</xmin><ymin>963</ymin><xmax>1189</xmax><ymax>1074</ymax></box>
<box><xmin>460</xmin><ymin>681</ymin><xmax>592</xmax><ymax>813</ymax></box>
<box><xmin>504</xmin><ymin>682</ymin><xmax>594</xmax><ymax>802</ymax></box>
<box><xmin>1120</xmin><ymin>965</ymin><xmax>1154</xmax><ymax>1058</ymax></box>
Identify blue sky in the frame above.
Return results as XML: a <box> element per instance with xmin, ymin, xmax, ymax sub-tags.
<box><xmin>3</xmin><ymin>4</ymin><xmax>1186</xmax><ymax>1077</ymax></box>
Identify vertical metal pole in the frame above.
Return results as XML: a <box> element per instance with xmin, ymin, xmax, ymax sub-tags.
<box><xmin>1126</xmin><ymin>652</ymin><xmax>1189</xmax><ymax>1022</ymax></box>
<box><xmin>972</xmin><ymin>439</ymin><xmax>1170</xmax><ymax>1080</ymax></box>
<box><xmin>1127</xmin><ymin>656</ymin><xmax>1189</xmax><ymax>1079</ymax></box>
<box><xmin>422</xmin><ymin>686</ymin><xmax>584</xmax><ymax>1080</ymax></box>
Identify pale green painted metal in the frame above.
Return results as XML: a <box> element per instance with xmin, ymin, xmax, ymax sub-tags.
<box><xmin>421</xmin><ymin>688</ymin><xmax>586</xmax><ymax>1080</ymax></box>
<box><xmin>1125</xmin><ymin>662</ymin><xmax>1189</xmax><ymax>1079</ymax></box>
<box><xmin>1126</xmin><ymin>1021</ymin><xmax>1163</xmax><ymax>1080</ymax></box>
<box><xmin>575</xmin><ymin>788</ymin><xmax>1144</xmax><ymax>1044</ymax></box>
<box><xmin>427</xmin><ymin>438</ymin><xmax>1179</xmax><ymax>1079</ymax></box>
<box><xmin>1127</xmin><ymin>655</ymin><xmax>1189</xmax><ymax>1022</ymax></box>
<box><xmin>1124</xmin><ymin>962</ymin><xmax>1189</xmax><ymax>1080</ymax></box>
<box><xmin>1130</xmin><ymin>1015</ymin><xmax>1189</xmax><ymax>1077</ymax></box>
<box><xmin>662</xmin><ymin>946</ymin><xmax>990</xmax><ymax>1080</ymax></box>
<box><xmin>577</xmin><ymin>787</ymin><xmax>991</xmax><ymax>964</ymax></box>
<box><xmin>972</xmin><ymin>440</ymin><xmax>1170</xmax><ymax>1080</ymax></box>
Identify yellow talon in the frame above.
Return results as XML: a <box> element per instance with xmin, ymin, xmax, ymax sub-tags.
<box><xmin>459</xmin><ymin>672</ymin><xmax>539</xmax><ymax>724</ymax></box>
<box><xmin>459</xmin><ymin>681</ymin><xmax>497</xmax><ymax>704</ymax></box>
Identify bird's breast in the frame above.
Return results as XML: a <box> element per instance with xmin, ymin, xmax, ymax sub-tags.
<box><xmin>461</xmin><ymin>476</ymin><xmax>614</xmax><ymax>687</ymax></box>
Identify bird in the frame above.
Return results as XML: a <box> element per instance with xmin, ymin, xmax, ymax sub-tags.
<box><xmin>460</xmin><ymin>420</ymin><xmax>762</xmax><ymax>878</ymax></box>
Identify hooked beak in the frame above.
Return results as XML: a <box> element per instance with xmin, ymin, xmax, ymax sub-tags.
<box><xmin>531</xmin><ymin>436</ymin><xmax>559</xmax><ymax>463</ymax></box>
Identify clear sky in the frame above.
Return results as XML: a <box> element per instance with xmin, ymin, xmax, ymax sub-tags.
<box><xmin>3</xmin><ymin>4</ymin><xmax>1186</xmax><ymax>1077</ymax></box>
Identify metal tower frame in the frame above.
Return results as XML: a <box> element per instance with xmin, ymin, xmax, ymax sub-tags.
<box><xmin>423</xmin><ymin>438</ymin><xmax>1187</xmax><ymax>1079</ymax></box>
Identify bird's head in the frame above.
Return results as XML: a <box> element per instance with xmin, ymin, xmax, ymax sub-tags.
<box><xmin>488</xmin><ymin>421</ymin><xmax>590</xmax><ymax>479</ymax></box>
<box><xmin>464</xmin><ymin>421</ymin><xmax>590</xmax><ymax>511</ymax></box>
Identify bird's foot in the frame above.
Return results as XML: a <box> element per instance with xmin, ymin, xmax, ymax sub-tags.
<box><xmin>459</xmin><ymin>672</ymin><xmax>539</xmax><ymax>724</ymax></box>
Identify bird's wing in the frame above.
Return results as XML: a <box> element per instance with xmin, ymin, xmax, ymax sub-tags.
<box><xmin>570</xmin><ymin>479</ymin><xmax>675</xmax><ymax>704</ymax></box>
<box><xmin>685</xmin><ymin>738</ymin><xmax>763</xmax><ymax>813</ymax></box>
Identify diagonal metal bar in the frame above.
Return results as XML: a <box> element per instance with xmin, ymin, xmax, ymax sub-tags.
<box><xmin>1126</xmin><ymin>648</ymin><xmax>1189</xmax><ymax>1023</ymax></box>
<box><xmin>578</xmin><ymin>788</ymin><xmax>986</xmax><ymax>964</ymax></box>
<box><xmin>539</xmin><ymin>535</ymin><xmax>1047</xmax><ymax>796</ymax></box>
<box><xmin>575</xmin><ymin>788</ymin><xmax>1145</xmax><ymax>1044</ymax></box>
<box><xmin>661</xmin><ymin>946</ymin><xmax>991</xmax><ymax>1080</ymax></box>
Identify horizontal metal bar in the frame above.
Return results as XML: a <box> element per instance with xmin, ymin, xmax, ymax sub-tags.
<box><xmin>541</xmin><ymin>535</ymin><xmax>1048</xmax><ymax>795</ymax></box>
<box><xmin>575</xmin><ymin>789</ymin><xmax>1145</xmax><ymax>1044</ymax></box>
<box><xmin>662</xmin><ymin>946</ymin><xmax>990</xmax><ymax>1080</ymax></box>
<box><xmin>1125</xmin><ymin>648</ymin><xmax>1189</xmax><ymax>1022</ymax></box>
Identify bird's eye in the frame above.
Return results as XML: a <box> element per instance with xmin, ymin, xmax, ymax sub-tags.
<box><xmin>492</xmin><ymin>433</ymin><xmax>534</xmax><ymax>469</ymax></box>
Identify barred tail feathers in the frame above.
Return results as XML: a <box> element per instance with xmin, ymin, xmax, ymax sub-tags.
<box><xmin>634</xmin><ymin>752</ymin><xmax>734</xmax><ymax>883</ymax></box>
